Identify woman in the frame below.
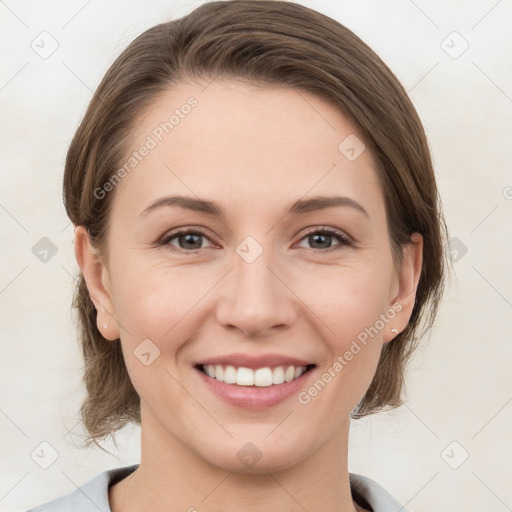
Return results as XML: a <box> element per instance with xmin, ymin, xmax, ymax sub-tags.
<box><xmin>28</xmin><ymin>1</ymin><xmax>448</xmax><ymax>510</ymax></box>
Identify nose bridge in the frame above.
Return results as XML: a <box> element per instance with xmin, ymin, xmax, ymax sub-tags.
<box><xmin>216</xmin><ymin>236</ymin><xmax>296</xmax><ymax>336</ymax></box>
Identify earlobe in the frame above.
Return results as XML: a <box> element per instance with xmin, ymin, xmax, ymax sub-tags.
<box><xmin>386</xmin><ymin>232</ymin><xmax>423</xmax><ymax>342</ymax></box>
<box><xmin>73</xmin><ymin>226</ymin><xmax>120</xmax><ymax>341</ymax></box>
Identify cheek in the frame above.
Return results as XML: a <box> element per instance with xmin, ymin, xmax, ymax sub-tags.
<box><xmin>108</xmin><ymin>252</ymin><xmax>192</xmax><ymax>336</ymax></box>
<box><xmin>304</xmin><ymin>260</ymin><xmax>393</xmax><ymax>343</ymax></box>
<box><xmin>295</xmin><ymin>263</ymin><xmax>391</xmax><ymax>407</ymax></box>
<box><xmin>107</xmin><ymin>256</ymin><xmax>219</xmax><ymax>389</ymax></box>
<box><xmin>110</xmin><ymin>260</ymin><xmax>193</xmax><ymax>412</ymax></box>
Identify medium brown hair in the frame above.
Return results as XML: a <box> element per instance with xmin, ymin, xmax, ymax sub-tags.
<box><xmin>63</xmin><ymin>0</ymin><xmax>450</xmax><ymax>448</ymax></box>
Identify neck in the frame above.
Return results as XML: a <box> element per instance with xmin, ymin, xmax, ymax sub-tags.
<box><xmin>111</xmin><ymin>407</ymin><xmax>362</xmax><ymax>512</ymax></box>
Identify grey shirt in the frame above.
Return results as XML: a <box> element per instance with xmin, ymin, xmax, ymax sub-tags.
<box><xmin>27</xmin><ymin>464</ymin><xmax>410</xmax><ymax>512</ymax></box>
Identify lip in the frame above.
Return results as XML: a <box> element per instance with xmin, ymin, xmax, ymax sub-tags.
<box><xmin>196</xmin><ymin>353</ymin><xmax>314</xmax><ymax>369</ymax></box>
<box><xmin>194</xmin><ymin>363</ymin><xmax>317</xmax><ymax>410</ymax></box>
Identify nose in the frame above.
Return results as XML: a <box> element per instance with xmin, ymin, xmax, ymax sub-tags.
<box><xmin>215</xmin><ymin>245</ymin><xmax>297</xmax><ymax>338</ymax></box>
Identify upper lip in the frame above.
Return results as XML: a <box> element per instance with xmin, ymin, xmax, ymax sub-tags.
<box><xmin>196</xmin><ymin>353</ymin><xmax>315</xmax><ymax>369</ymax></box>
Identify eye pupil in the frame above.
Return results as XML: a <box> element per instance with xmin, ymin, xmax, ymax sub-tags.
<box><xmin>310</xmin><ymin>233</ymin><xmax>331</xmax><ymax>249</ymax></box>
<box><xmin>180</xmin><ymin>233</ymin><xmax>202</xmax><ymax>249</ymax></box>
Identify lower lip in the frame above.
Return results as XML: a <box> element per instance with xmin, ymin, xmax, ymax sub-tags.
<box><xmin>195</xmin><ymin>367</ymin><xmax>315</xmax><ymax>409</ymax></box>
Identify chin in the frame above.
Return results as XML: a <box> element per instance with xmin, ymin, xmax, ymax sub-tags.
<box><xmin>195</xmin><ymin>434</ymin><xmax>309</xmax><ymax>475</ymax></box>
<box><xmin>208</xmin><ymin>451</ymin><xmax>302</xmax><ymax>475</ymax></box>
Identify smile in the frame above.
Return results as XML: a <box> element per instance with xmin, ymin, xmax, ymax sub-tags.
<box><xmin>194</xmin><ymin>354</ymin><xmax>317</xmax><ymax>409</ymax></box>
<box><xmin>199</xmin><ymin>364</ymin><xmax>313</xmax><ymax>387</ymax></box>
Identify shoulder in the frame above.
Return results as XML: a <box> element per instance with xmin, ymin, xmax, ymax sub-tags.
<box><xmin>349</xmin><ymin>472</ymin><xmax>410</xmax><ymax>512</ymax></box>
<box><xmin>26</xmin><ymin>465</ymin><xmax>138</xmax><ymax>512</ymax></box>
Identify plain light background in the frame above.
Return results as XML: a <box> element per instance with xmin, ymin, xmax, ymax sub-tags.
<box><xmin>1</xmin><ymin>1</ymin><xmax>511</xmax><ymax>511</ymax></box>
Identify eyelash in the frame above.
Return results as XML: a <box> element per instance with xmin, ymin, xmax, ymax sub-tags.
<box><xmin>159</xmin><ymin>226</ymin><xmax>353</xmax><ymax>254</ymax></box>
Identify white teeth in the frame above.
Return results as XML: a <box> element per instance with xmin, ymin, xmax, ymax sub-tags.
<box><xmin>201</xmin><ymin>364</ymin><xmax>309</xmax><ymax>386</ymax></box>
<box><xmin>294</xmin><ymin>366</ymin><xmax>305</xmax><ymax>379</ymax></box>
<box><xmin>214</xmin><ymin>365</ymin><xmax>224</xmax><ymax>381</ymax></box>
<box><xmin>236</xmin><ymin>367</ymin><xmax>254</xmax><ymax>386</ymax></box>
<box><xmin>284</xmin><ymin>366</ymin><xmax>295</xmax><ymax>382</ymax></box>
<box><xmin>223</xmin><ymin>365</ymin><xmax>237</xmax><ymax>384</ymax></box>
<box><xmin>272</xmin><ymin>366</ymin><xmax>285</xmax><ymax>385</ymax></box>
<box><xmin>254</xmin><ymin>368</ymin><xmax>273</xmax><ymax>387</ymax></box>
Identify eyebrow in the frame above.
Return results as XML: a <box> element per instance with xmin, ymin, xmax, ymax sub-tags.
<box><xmin>139</xmin><ymin>194</ymin><xmax>370</xmax><ymax>219</ymax></box>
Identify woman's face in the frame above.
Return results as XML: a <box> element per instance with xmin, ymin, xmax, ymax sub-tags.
<box><xmin>78</xmin><ymin>79</ymin><xmax>422</xmax><ymax>473</ymax></box>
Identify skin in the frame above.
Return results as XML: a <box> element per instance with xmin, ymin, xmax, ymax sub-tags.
<box><xmin>75</xmin><ymin>79</ymin><xmax>423</xmax><ymax>512</ymax></box>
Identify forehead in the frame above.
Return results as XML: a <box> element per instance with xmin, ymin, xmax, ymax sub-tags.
<box><xmin>110</xmin><ymin>79</ymin><xmax>384</xmax><ymax>223</ymax></box>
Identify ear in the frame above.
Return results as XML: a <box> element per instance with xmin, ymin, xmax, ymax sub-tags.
<box><xmin>384</xmin><ymin>232</ymin><xmax>423</xmax><ymax>343</ymax></box>
<box><xmin>74</xmin><ymin>225</ymin><xmax>120</xmax><ymax>341</ymax></box>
